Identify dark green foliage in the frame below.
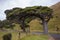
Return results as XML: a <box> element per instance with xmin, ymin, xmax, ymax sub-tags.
<box><xmin>1</xmin><ymin>20</ymin><xmax>15</xmax><ymax>29</ymax></box>
<box><xmin>3</xmin><ymin>33</ymin><xmax>12</xmax><ymax>40</ymax></box>
<box><xmin>5</xmin><ymin>6</ymin><xmax>53</xmax><ymax>23</ymax></box>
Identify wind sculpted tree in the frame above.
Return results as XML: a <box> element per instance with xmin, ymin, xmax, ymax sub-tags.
<box><xmin>38</xmin><ymin>7</ymin><xmax>53</xmax><ymax>34</ymax></box>
<box><xmin>4</xmin><ymin>6</ymin><xmax>53</xmax><ymax>34</ymax></box>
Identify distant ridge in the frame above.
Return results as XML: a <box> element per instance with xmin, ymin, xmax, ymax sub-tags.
<box><xmin>50</xmin><ymin>2</ymin><xmax>60</xmax><ymax>11</ymax></box>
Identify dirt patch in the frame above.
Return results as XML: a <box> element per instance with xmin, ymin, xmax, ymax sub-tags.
<box><xmin>49</xmin><ymin>36</ymin><xmax>55</xmax><ymax>40</ymax></box>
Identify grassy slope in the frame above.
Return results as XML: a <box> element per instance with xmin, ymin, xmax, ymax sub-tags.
<box><xmin>29</xmin><ymin>19</ymin><xmax>43</xmax><ymax>32</ymax></box>
<box><xmin>49</xmin><ymin>2</ymin><xmax>60</xmax><ymax>31</ymax></box>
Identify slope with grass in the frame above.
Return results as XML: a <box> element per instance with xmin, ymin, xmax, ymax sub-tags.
<box><xmin>48</xmin><ymin>2</ymin><xmax>60</xmax><ymax>31</ymax></box>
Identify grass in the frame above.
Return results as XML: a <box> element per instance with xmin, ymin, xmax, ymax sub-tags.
<box><xmin>21</xmin><ymin>34</ymin><xmax>48</xmax><ymax>40</ymax></box>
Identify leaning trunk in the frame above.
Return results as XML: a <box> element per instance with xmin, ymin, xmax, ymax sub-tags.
<box><xmin>21</xmin><ymin>20</ymin><xmax>26</xmax><ymax>32</ymax></box>
<box><xmin>19</xmin><ymin>19</ymin><xmax>26</xmax><ymax>32</ymax></box>
<box><xmin>42</xmin><ymin>20</ymin><xmax>48</xmax><ymax>34</ymax></box>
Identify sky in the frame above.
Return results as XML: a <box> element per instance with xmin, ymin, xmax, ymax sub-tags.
<box><xmin>0</xmin><ymin>0</ymin><xmax>60</xmax><ymax>20</ymax></box>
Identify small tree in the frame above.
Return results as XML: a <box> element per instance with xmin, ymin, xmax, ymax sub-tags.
<box><xmin>2</xmin><ymin>20</ymin><xmax>15</xmax><ymax>29</ymax></box>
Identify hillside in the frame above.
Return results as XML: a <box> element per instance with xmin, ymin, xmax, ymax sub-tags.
<box><xmin>48</xmin><ymin>2</ymin><xmax>60</xmax><ymax>31</ymax></box>
<box><xmin>51</xmin><ymin>2</ymin><xmax>60</xmax><ymax>12</ymax></box>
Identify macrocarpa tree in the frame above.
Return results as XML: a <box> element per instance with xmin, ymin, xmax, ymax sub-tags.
<box><xmin>4</xmin><ymin>6</ymin><xmax>53</xmax><ymax>34</ymax></box>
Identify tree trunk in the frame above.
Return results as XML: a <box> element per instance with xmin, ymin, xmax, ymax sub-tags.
<box><xmin>26</xmin><ymin>27</ymin><xmax>30</xmax><ymax>33</ymax></box>
<box><xmin>21</xmin><ymin>21</ymin><xmax>26</xmax><ymax>32</ymax></box>
<box><xmin>42</xmin><ymin>20</ymin><xmax>48</xmax><ymax>34</ymax></box>
<box><xmin>20</xmin><ymin>19</ymin><xmax>26</xmax><ymax>32</ymax></box>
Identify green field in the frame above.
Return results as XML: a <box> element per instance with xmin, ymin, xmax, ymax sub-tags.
<box><xmin>21</xmin><ymin>34</ymin><xmax>48</xmax><ymax>40</ymax></box>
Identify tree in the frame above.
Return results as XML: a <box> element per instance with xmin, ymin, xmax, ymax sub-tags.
<box><xmin>39</xmin><ymin>7</ymin><xmax>53</xmax><ymax>34</ymax></box>
<box><xmin>2</xmin><ymin>20</ymin><xmax>15</xmax><ymax>29</ymax></box>
<box><xmin>4</xmin><ymin>6</ymin><xmax>53</xmax><ymax>34</ymax></box>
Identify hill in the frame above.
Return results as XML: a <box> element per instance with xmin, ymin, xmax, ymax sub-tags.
<box><xmin>50</xmin><ymin>2</ymin><xmax>60</xmax><ymax>12</ymax></box>
<box><xmin>48</xmin><ymin>2</ymin><xmax>60</xmax><ymax>31</ymax></box>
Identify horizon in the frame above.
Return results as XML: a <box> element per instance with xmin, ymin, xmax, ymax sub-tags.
<box><xmin>0</xmin><ymin>0</ymin><xmax>60</xmax><ymax>20</ymax></box>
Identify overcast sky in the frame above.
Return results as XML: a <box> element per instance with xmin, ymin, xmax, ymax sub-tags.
<box><xmin>0</xmin><ymin>0</ymin><xmax>60</xmax><ymax>20</ymax></box>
